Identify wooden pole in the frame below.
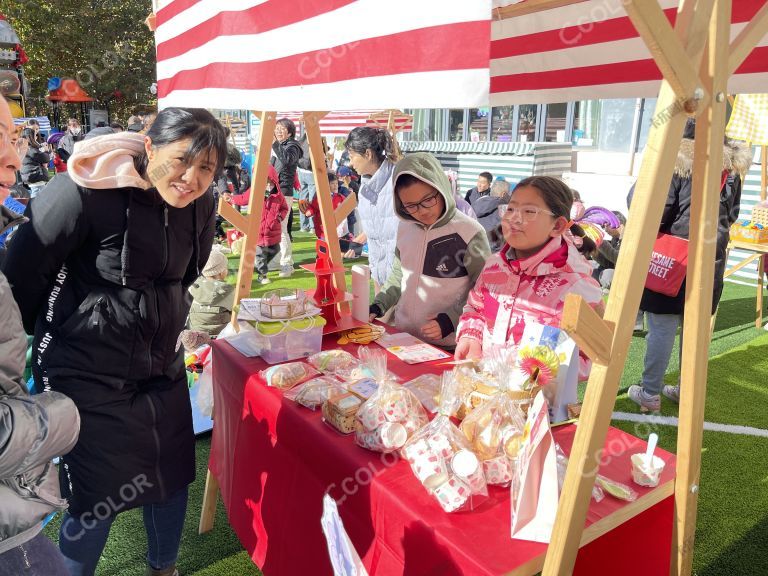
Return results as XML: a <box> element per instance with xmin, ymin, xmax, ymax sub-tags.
<box><xmin>541</xmin><ymin>1</ymin><xmax>713</xmax><ymax>572</ymax></box>
<box><xmin>227</xmin><ymin>111</ymin><xmax>277</xmax><ymax>324</ymax></box>
<box><xmin>303</xmin><ymin>112</ymin><xmax>350</xmax><ymax>312</ymax></box>
<box><xmin>673</xmin><ymin>2</ymin><xmax>731</xmax><ymax>573</ymax></box>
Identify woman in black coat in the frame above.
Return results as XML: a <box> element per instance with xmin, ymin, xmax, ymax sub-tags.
<box><xmin>3</xmin><ymin>108</ymin><xmax>228</xmax><ymax>576</ymax></box>
<box><xmin>627</xmin><ymin>119</ymin><xmax>752</xmax><ymax>411</ymax></box>
<box><xmin>19</xmin><ymin>128</ymin><xmax>50</xmax><ymax>195</ymax></box>
<box><xmin>271</xmin><ymin>118</ymin><xmax>302</xmax><ymax>277</ymax></box>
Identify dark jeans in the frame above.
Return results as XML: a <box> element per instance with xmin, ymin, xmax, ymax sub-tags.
<box><xmin>58</xmin><ymin>487</ymin><xmax>188</xmax><ymax>576</ymax></box>
<box><xmin>340</xmin><ymin>239</ymin><xmax>364</xmax><ymax>257</ymax></box>
<box><xmin>256</xmin><ymin>243</ymin><xmax>280</xmax><ymax>276</ymax></box>
<box><xmin>0</xmin><ymin>533</ymin><xmax>69</xmax><ymax>575</ymax></box>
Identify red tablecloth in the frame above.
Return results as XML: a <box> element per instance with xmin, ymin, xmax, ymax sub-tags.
<box><xmin>209</xmin><ymin>334</ymin><xmax>676</xmax><ymax>575</ymax></box>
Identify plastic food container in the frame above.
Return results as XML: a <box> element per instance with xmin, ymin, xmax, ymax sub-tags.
<box><xmin>250</xmin><ymin>315</ymin><xmax>326</xmax><ymax>364</ymax></box>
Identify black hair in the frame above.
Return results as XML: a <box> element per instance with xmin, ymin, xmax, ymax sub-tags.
<box><xmin>135</xmin><ymin>107</ymin><xmax>229</xmax><ymax>177</ymax></box>
<box><xmin>393</xmin><ymin>173</ymin><xmax>422</xmax><ymax>194</ymax></box>
<box><xmin>20</xmin><ymin>127</ymin><xmax>39</xmax><ymax>148</ymax></box>
<box><xmin>612</xmin><ymin>210</ymin><xmax>627</xmax><ymax>226</ymax></box>
<box><xmin>571</xmin><ymin>188</ymin><xmax>582</xmax><ymax>202</ymax></box>
<box><xmin>109</xmin><ymin>122</ymin><xmax>124</xmax><ymax>131</ymax></box>
<box><xmin>344</xmin><ymin>127</ymin><xmax>394</xmax><ymax>166</ymax></box>
<box><xmin>478</xmin><ymin>171</ymin><xmax>493</xmax><ymax>184</ymax></box>
<box><xmin>328</xmin><ymin>172</ymin><xmax>338</xmax><ymax>183</ymax></box>
<box><xmin>276</xmin><ymin>118</ymin><xmax>296</xmax><ymax>139</ymax></box>
<box><xmin>512</xmin><ymin>176</ymin><xmax>596</xmax><ymax>254</ymax></box>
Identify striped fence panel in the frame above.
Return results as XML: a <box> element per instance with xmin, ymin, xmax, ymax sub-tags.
<box><xmin>727</xmin><ymin>156</ymin><xmax>766</xmax><ymax>286</ymax></box>
<box><xmin>400</xmin><ymin>141</ymin><xmax>573</xmax><ymax>192</ymax></box>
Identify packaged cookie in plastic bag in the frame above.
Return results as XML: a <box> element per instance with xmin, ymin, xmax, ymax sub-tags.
<box><xmin>403</xmin><ymin>373</ymin><xmax>442</xmax><ymax>414</ymax></box>
<box><xmin>284</xmin><ymin>375</ymin><xmax>347</xmax><ymax>410</ymax></box>
<box><xmin>402</xmin><ymin>372</ymin><xmax>489</xmax><ymax>513</ymax></box>
<box><xmin>460</xmin><ymin>352</ymin><xmax>527</xmax><ymax>487</ymax></box>
<box><xmin>260</xmin><ymin>362</ymin><xmax>321</xmax><ymax>390</ymax></box>
<box><xmin>354</xmin><ymin>349</ymin><xmax>427</xmax><ymax>453</ymax></box>
<box><xmin>307</xmin><ymin>349</ymin><xmax>359</xmax><ymax>374</ymax></box>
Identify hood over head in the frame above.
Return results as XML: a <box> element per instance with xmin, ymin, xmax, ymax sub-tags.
<box><xmin>267</xmin><ymin>165</ymin><xmax>281</xmax><ymax>195</ymax></box>
<box><xmin>391</xmin><ymin>152</ymin><xmax>455</xmax><ymax>226</ymax></box>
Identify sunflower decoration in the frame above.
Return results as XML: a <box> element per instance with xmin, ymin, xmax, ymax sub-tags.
<box><xmin>517</xmin><ymin>345</ymin><xmax>560</xmax><ymax>387</ymax></box>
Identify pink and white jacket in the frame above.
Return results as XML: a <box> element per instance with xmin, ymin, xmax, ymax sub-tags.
<box><xmin>456</xmin><ymin>236</ymin><xmax>603</xmax><ymax>379</ymax></box>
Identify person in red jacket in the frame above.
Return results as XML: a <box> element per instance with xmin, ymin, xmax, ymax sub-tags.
<box><xmin>224</xmin><ymin>165</ymin><xmax>288</xmax><ymax>284</ymax></box>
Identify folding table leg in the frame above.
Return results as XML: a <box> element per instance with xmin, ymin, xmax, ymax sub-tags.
<box><xmin>199</xmin><ymin>469</ymin><xmax>219</xmax><ymax>534</ymax></box>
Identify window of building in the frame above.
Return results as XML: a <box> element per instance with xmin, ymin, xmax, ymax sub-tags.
<box><xmin>468</xmin><ymin>108</ymin><xmax>490</xmax><ymax>141</ymax></box>
<box><xmin>448</xmin><ymin>109</ymin><xmax>465</xmax><ymax>141</ymax></box>
<box><xmin>544</xmin><ymin>103</ymin><xmax>568</xmax><ymax>142</ymax></box>
<box><xmin>491</xmin><ymin>106</ymin><xmax>515</xmax><ymax>141</ymax></box>
<box><xmin>517</xmin><ymin>104</ymin><xmax>537</xmax><ymax>142</ymax></box>
<box><xmin>573</xmin><ymin>100</ymin><xmax>600</xmax><ymax>146</ymax></box>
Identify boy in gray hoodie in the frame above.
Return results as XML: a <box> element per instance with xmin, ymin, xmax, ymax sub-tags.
<box><xmin>369</xmin><ymin>153</ymin><xmax>491</xmax><ymax>350</ymax></box>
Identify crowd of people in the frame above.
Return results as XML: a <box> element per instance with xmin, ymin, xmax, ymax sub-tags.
<box><xmin>0</xmin><ymin>93</ymin><xmax>749</xmax><ymax>575</ymax></box>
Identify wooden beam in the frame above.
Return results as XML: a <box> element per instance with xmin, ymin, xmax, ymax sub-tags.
<box><xmin>217</xmin><ymin>197</ymin><xmax>248</xmax><ymax>234</ymax></box>
<box><xmin>198</xmin><ymin>470</ymin><xmax>219</xmax><ymax>534</ymax></box>
<box><xmin>303</xmin><ymin>112</ymin><xmax>350</xmax><ymax>312</ymax></box>
<box><xmin>494</xmin><ymin>0</ymin><xmax>585</xmax><ymax>19</ymax></box>
<box><xmin>229</xmin><ymin>111</ymin><xmax>277</xmax><ymax>324</ymax></box>
<box><xmin>728</xmin><ymin>0</ymin><xmax>768</xmax><ymax>75</ymax></box>
<box><xmin>673</xmin><ymin>1</ymin><xmax>731</xmax><ymax>573</ymax></box>
<box><xmin>624</xmin><ymin>0</ymin><xmax>703</xmax><ymax>101</ymax></box>
<box><xmin>334</xmin><ymin>192</ymin><xmax>357</xmax><ymax>229</ymax></box>
<box><xmin>560</xmin><ymin>294</ymin><xmax>614</xmax><ymax>365</ymax></box>
<box><xmin>542</xmin><ymin>82</ymin><xmax>690</xmax><ymax>576</ymax></box>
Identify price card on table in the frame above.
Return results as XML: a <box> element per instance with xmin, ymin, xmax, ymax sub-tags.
<box><xmin>375</xmin><ymin>332</ymin><xmax>451</xmax><ymax>365</ymax></box>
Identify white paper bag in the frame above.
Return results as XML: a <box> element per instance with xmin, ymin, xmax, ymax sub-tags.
<box><xmin>321</xmin><ymin>494</ymin><xmax>368</xmax><ymax>576</ymax></box>
<box><xmin>519</xmin><ymin>323</ymin><xmax>579</xmax><ymax>423</ymax></box>
<box><xmin>510</xmin><ymin>392</ymin><xmax>559</xmax><ymax>543</ymax></box>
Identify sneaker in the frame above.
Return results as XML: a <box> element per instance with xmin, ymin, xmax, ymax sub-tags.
<box><xmin>628</xmin><ymin>385</ymin><xmax>661</xmax><ymax>412</ymax></box>
<box><xmin>259</xmin><ymin>276</ymin><xmax>271</xmax><ymax>285</ymax></box>
<box><xmin>279</xmin><ymin>265</ymin><xmax>293</xmax><ymax>278</ymax></box>
<box><xmin>662</xmin><ymin>385</ymin><xmax>680</xmax><ymax>403</ymax></box>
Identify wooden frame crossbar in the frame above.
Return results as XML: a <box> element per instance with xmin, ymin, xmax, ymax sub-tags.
<box><xmin>199</xmin><ymin>110</ymin><xmax>357</xmax><ymax>534</ymax></box>
<box><xmin>494</xmin><ymin>1</ymin><xmax>768</xmax><ymax>575</ymax></box>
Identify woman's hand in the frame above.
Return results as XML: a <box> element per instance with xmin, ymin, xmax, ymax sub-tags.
<box><xmin>369</xmin><ymin>312</ymin><xmax>378</xmax><ymax>322</ymax></box>
<box><xmin>420</xmin><ymin>318</ymin><xmax>442</xmax><ymax>340</ymax></box>
<box><xmin>222</xmin><ymin>192</ymin><xmax>233</xmax><ymax>203</ymax></box>
<box><xmin>454</xmin><ymin>337</ymin><xmax>482</xmax><ymax>361</ymax></box>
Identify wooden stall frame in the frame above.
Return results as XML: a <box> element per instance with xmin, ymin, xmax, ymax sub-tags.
<box><xmin>199</xmin><ymin>110</ymin><xmax>357</xmax><ymax>533</ymax></box>
<box><xmin>492</xmin><ymin>1</ymin><xmax>768</xmax><ymax>575</ymax></box>
<box><xmin>198</xmin><ymin>3</ymin><xmax>768</xmax><ymax>572</ymax></box>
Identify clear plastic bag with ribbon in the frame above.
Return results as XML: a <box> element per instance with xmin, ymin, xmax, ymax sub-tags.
<box><xmin>459</xmin><ymin>351</ymin><xmax>527</xmax><ymax>487</ymax></box>
<box><xmin>402</xmin><ymin>372</ymin><xmax>489</xmax><ymax>513</ymax></box>
<box><xmin>353</xmin><ymin>348</ymin><xmax>426</xmax><ymax>453</ymax></box>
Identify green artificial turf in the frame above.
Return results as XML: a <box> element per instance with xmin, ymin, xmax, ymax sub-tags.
<box><xmin>44</xmin><ymin>229</ymin><xmax>768</xmax><ymax>574</ymax></box>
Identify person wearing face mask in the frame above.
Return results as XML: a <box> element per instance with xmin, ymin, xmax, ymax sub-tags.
<box><xmin>3</xmin><ymin>107</ymin><xmax>228</xmax><ymax>576</ymax></box>
<box><xmin>56</xmin><ymin>117</ymin><xmax>84</xmax><ymax>166</ymax></box>
<box><xmin>344</xmin><ymin>127</ymin><xmax>399</xmax><ymax>291</ymax></box>
<box><xmin>0</xmin><ymin>96</ymin><xmax>81</xmax><ymax>576</ymax></box>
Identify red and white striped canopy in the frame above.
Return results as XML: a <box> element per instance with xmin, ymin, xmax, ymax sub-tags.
<box><xmin>278</xmin><ymin>110</ymin><xmax>413</xmax><ymax>138</ymax></box>
<box><xmin>491</xmin><ymin>0</ymin><xmax>768</xmax><ymax>105</ymax></box>
<box><xmin>154</xmin><ymin>0</ymin><xmax>491</xmax><ymax>110</ymax></box>
<box><xmin>154</xmin><ymin>0</ymin><xmax>768</xmax><ymax>110</ymax></box>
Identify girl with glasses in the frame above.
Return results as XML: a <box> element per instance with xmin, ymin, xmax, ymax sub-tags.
<box><xmin>455</xmin><ymin>176</ymin><xmax>603</xmax><ymax>379</ymax></box>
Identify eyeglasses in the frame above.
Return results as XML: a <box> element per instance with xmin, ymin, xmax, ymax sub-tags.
<box><xmin>498</xmin><ymin>204</ymin><xmax>556</xmax><ymax>223</ymax></box>
<box><xmin>402</xmin><ymin>192</ymin><xmax>440</xmax><ymax>214</ymax></box>
<box><xmin>0</xmin><ymin>130</ymin><xmax>28</xmax><ymax>158</ymax></box>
